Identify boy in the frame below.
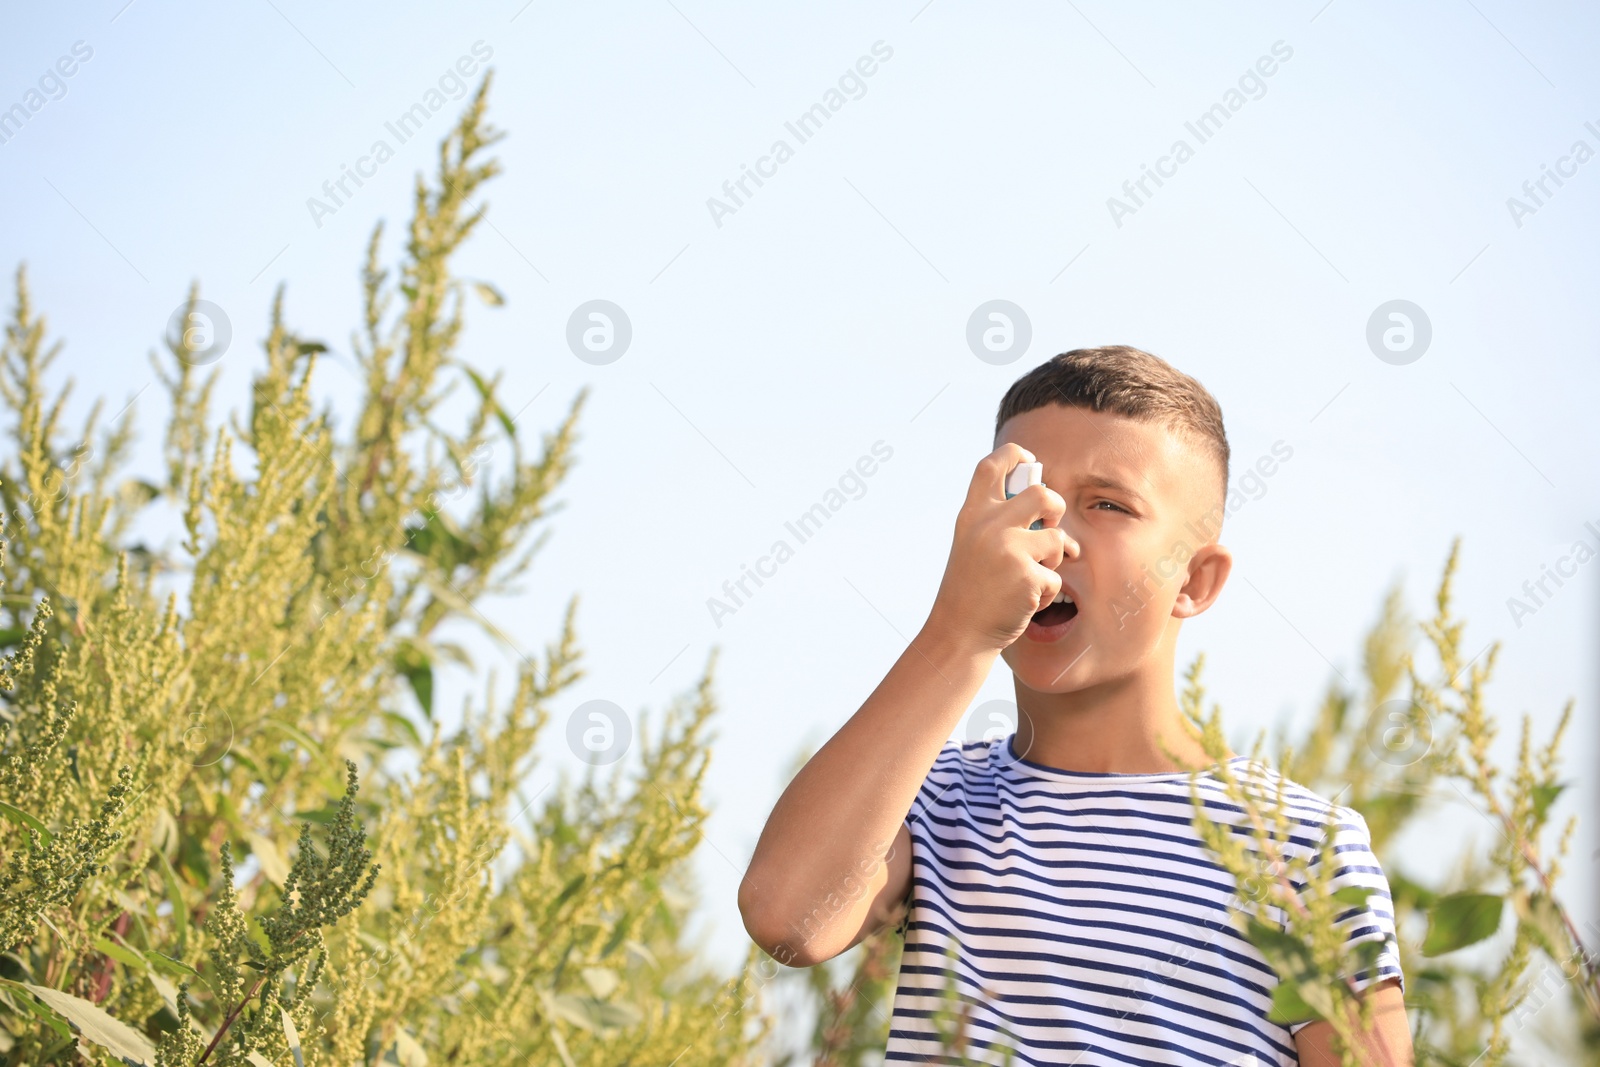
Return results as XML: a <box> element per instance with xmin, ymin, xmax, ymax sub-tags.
<box><xmin>738</xmin><ymin>346</ymin><xmax>1410</xmax><ymax>1065</ymax></box>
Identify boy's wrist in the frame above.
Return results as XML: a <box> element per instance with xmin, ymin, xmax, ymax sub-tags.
<box><xmin>914</xmin><ymin>614</ymin><xmax>1001</xmax><ymax>666</ymax></box>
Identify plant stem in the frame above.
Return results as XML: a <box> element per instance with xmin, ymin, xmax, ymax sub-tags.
<box><xmin>196</xmin><ymin>973</ymin><xmax>265</xmax><ymax>1065</ymax></box>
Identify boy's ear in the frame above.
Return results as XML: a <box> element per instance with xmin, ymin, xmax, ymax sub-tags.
<box><xmin>1172</xmin><ymin>542</ymin><xmax>1232</xmax><ymax>619</ymax></box>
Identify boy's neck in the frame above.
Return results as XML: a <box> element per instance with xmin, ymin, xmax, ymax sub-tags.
<box><xmin>1011</xmin><ymin>663</ymin><xmax>1224</xmax><ymax>775</ymax></box>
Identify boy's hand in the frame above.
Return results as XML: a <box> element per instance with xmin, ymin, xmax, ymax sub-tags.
<box><xmin>926</xmin><ymin>443</ymin><xmax>1072</xmax><ymax>654</ymax></box>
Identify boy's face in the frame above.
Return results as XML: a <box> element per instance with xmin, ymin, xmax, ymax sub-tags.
<box><xmin>994</xmin><ymin>403</ymin><xmax>1231</xmax><ymax>693</ymax></box>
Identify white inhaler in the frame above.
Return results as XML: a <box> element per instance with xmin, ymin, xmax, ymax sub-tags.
<box><xmin>1004</xmin><ymin>461</ymin><xmax>1045</xmax><ymax>530</ymax></box>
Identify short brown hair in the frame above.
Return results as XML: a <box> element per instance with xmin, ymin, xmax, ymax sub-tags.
<box><xmin>993</xmin><ymin>345</ymin><xmax>1230</xmax><ymax>515</ymax></box>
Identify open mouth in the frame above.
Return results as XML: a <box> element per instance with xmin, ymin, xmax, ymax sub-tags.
<box><xmin>1030</xmin><ymin>594</ymin><xmax>1079</xmax><ymax>627</ymax></box>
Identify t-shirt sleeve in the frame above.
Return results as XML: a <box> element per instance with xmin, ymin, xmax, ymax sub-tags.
<box><xmin>896</xmin><ymin>740</ymin><xmax>964</xmax><ymax>938</ymax></box>
<box><xmin>1287</xmin><ymin>806</ymin><xmax>1406</xmax><ymax>1036</ymax></box>
<box><xmin>904</xmin><ymin>738</ymin><xmax>966</xmax><ymax>833</ymax></box>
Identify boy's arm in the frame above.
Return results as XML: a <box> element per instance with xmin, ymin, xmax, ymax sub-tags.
<box><xmin>738</xmin><ymin>628</ymin><xmax>995</xmax><ymax>967</ymax></box>
<box><xmin>1292</xmin><ymin>979</ymin><xmax>1413</xmax><ymax>1066</ymax></box>
<box><xmin>737</xmin><ymin>443</ymin><xmax>1069</xmax><ymax>968</ymax></box>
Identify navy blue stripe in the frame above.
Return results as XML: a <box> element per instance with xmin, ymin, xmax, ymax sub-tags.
<box><xmin>988</xmin><ymin>778</ymin><xmax>1341</xmax><ymax>825</ymax></box>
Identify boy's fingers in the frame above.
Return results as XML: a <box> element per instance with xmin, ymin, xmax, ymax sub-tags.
<box><xmin>1001</xmin><ymin>482</ymin><xmax>1066</xmax><ymax>532</ymax></box>
<box><xmin>968</xmin><ymin>443</ymin><xmax>1036</xmax><ymax>509</ymax></box>
<box><xmin>1022</xmin><ymin>526</ymin><xmax>1073</xmax><ymax>569</ymax></box>
<box><xmin>1026</xmin><ymin>557</ymin><xmax>1064</xmax><ymax>611</ymax></box>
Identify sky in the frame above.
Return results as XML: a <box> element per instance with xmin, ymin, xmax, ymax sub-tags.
<box><xmin>2</xmin><ymin>0</ymin><xmax>1597</xmax><ymax>1036</ymax></box>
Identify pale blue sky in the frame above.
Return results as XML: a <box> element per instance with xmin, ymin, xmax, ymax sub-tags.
<box><xmin>3</xmin><ymin>1</ymin><xmax>1596</xmax><ymax>1016</ymax></box>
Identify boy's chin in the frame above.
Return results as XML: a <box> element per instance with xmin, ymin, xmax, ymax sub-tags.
<box><xmin>1002</xmin><ymin>642</ymin><xmax>1094</xmax><ymax>693</ymax></box>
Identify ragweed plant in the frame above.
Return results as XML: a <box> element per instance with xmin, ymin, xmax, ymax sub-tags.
<box><xmin>0</xmin><ymin>74</ymin><xmax>767</xmax><ymax>1065</ymax></box>
<box><xmin>1172</xmin><ymin>538</ymin><xmax>1598</xmax><ymax>1067</ymax></box>
<box><xmin>780</xmin><ymin>929</ymin><xmax>902</xmax><ymax>1067</ymax></box>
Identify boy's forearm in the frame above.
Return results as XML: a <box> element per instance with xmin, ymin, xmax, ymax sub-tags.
<box><xmin>739</xmin><ymin>619</ymin><xmax>996</xmax><ymax>964</ymax></box>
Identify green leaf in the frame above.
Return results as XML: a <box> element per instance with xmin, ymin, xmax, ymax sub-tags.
<box><xmin>548</xmin><ymin>1024</ymin><xmax>577</xmax><ymax>1067</ymax></box>
<box><xmin>580</xmin><ymin>966</ymin><xmax>619</xmax><ymax>999</ymax></box>
<box><xmin>1243</xmin><ymin>918</ymin><xmax>1337</xmax><ymax>1021</ymax></box>
<box><xmin>18</xmin><ymin>981</ymin><xmax>158</xmax><ymax>1065</ymax></box>
<box><xmin>247</xmin><ymin>831</ymin><xmax>291</xmax><ymax>888</ymax></box>
<box><xmin>1243</xmin><ymin>919</ymin><xmax>1313</xmax><ymax>974</ymax></box>
<box><xmin>93</xmin><ymin>937</ymin><xmax>147</xmax><ymax>971</ymax></box>
<box><xmin>1330</xmin><ymin>885</ymin><xmax>1375</xmax><ymax>911</ymax></box>
<box><xmin>395</xmin><ymin>643</ymin><xmax>434</xmax><ymax>718</ymax></box>
<box><xmin>460</xmin><ymin>363</ymin><xmax>516</xmax><ymax>438</ymax></box>
<box><xmin>623</xmin><ymin>940</ymin><xmax>658</xmax><ymax>969</ymax></box>
<box><xmin>127</xmin><ymin>480</ymin><xmax>163</xmax><ymax>506</ymax></box>
<box><xmin>260</xmin><ymin>718</ymin><xmax>325</xmax><ymax>760</ymax></box>
<box><xmin>1387</xmin><ymin>869</ymin><xmax>1438</xmax><ymax>911</ymax></box>
<box><xmin>1347</xmin><ymin>937</ymin><xmax>1390</xmax><ymax>982</ymax></box>
<box><xmin>147</xmin><ymin>972</ymin><xmax>180</xmax><ymax>1018</ymax></box>
<box><xmin>0</xmin><ymin>800</ymin><xmax>53</xmax><ymax>844</ymax></box>
<box><xmin>0</xmin><ymin>980</ymin><xmax>70</xmax><ymax>1039</ymax></box>
<box><xmin>419</xmin><ymin>573</ymin><xmax>476</xmax><ymax>617</ymax></box>
<box><xmin>0</xmin><ymin>951</ymin><xmax>33</xmax><ymax>984</ymax></box>
<box><xmin>1422</xmin><ymin>892</ymin><xmax>1504</xmax><ymax>956</ymax></box>
<box><xmin>1532</xmin><ymin>782</ymin><xmax>1566</xmax><ymax>822</ymax></box>
<box><xmin>281</xmin><ymin>1006</ymin><xmax>304</xmax><ymax>1067</ymax></box>
<box><xmin>1266</xmin><ymin>980</ymin><xmax>1322</xmax><ymax>1025</ymax></box>
<box><xmin>227</xmin><ymin>749</ymin><xmax>261</xmax><ymax>776</ymax></box>
<box><xmin>147</xmin><ymin>971</ymin><xmax>214</xmax><ymax>1041</ymax></box>
<box><xmin>547</xmin><ymin>873</ymin><xmax>586</xmax><ymax>919</ymax></box>
<box><xmin>145</xmin><ymin>951</ymin><xmax>199</xmax><ymax>978</ymax></box>
<box><xmin>393</xmin><ymin>1027</ymin><xmax>428</xmax><ymax>1066</ymax></box>
<box><xmin>471</xmin><ymin>281</ymin><xmax>506</xmax><ymax>307</ymax></box>
<box><xmin>600</xmin><ymin>911</ymin><xmax>631</xmax><ymax>959</ymax></box>
<box><xmin>547</xmin><ymin>992</ymin><xmax>642</xmax><ymax>1033</ymax></box>
<box><xmin>382</xmin><ymin>710</ymin><xmax>424</xmax><ymax>747</ymax></box>
<box><xmin>156</xmin><ymin>850</ymin><xmax>189</xmax><ymax>957</ymax></box>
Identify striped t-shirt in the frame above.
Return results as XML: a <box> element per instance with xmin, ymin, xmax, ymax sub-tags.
<box><xmin>888</xmin><ymin>736</ymin><xmax>1404</xmax><ymax>1066</ymax></box>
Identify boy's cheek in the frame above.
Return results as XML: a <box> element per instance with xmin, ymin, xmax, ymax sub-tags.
<box><xmin>1098</xmin><ymin>554</ymin><xmax>1188</xmax><ymax>635</ymax></box>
